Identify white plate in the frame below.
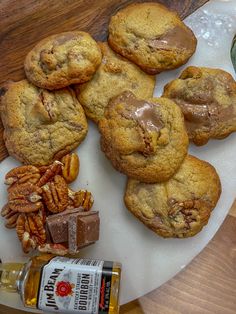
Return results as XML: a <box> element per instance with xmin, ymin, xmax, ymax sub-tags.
<box><xmin>1</xmin><ymin>0</ymin><xmax>236</xmax><ymax>311</ymax></box>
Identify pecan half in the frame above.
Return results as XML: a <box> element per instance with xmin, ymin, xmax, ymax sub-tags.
<box><xmin>38</xmin><ymin>243</ymin><xmax>69</xmax><ymax>256</ymax></box>
<box><xmin>168</xmin><ymin>199</ymin><xmax>211</xmax><ymax>234</ymax></box>
<box><xmin>16</xmin><ymin>213</ymin><xmax>46</xmax><ymax>253</ymax></box>
<box><xmin>21</xmin><ymin>232</ymin><xmax>34</xmax><ymax>254</ymax></box>
<box><xmin>5</xmin><ymin>165</ymin><xmax>40</xmax><ymax>186</ymax></box>
<box><xmin>169</xmin><ymin>199</ymin><xmax>200</xmax><ymax>216</ymax></box>
<box><xmin>38</xmin><ymin>165</ymin><xmax>49</xmax><ymax>175</ymax></box>
<box><xmin>42</xmin><ymin>175</ymin><xmax>68</xmax><ymax>213</ymax></box>
<box><xmin>68</xmin><ymin>189</ymin><xmax>94</xmax><ymax>211</ymax></box>
<box><xmin>8</xmin><ymin>183</ymin><xmax>43</xmax><ymax>213</ymax></box>
<box><xmin>38</xmin><ymin>206</ymin><xmax>47</xmax><ymax>225</ymax></box>
<box><xmin>37</xmin><ymin>161</ymin><xmax>63</xmax><ymax>187</ymax></box>
<box><xmin>61</xmin><ymin>153</ymin><xmax>79</xmax><ymax>183</ymax></box>
<box><xmin>1</xmin><ymin>204</ymin><xmax>20</xmax><ymax>229</ymax></box>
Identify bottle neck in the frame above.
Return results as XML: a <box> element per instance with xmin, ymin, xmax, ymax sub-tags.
<box><xmin>0</xmin><ymin>261</ymin><xmax>25</xmax><ymax>292</ymax></box>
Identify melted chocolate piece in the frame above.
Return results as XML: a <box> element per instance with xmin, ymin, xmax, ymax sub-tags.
<box><xmin>169</xmin><ymin>72</ymin><xmax>236</xmax><ymax>137</ymax></box>
<box><xmin>180</xmin><ymin>102</ymin><xmax>234</xmax><ymax>135</ymax></box>
<box><xmin>149</xmin><ymin>26</ymin><xmax>195</xmax><ymax>51</ymax></box>
<box><xmin>181</xmin><ymin>103</ymin><xmax>213</xmax><ymax>125</ymax></box>
<box><xmin>118</xmin><ymin>92</ymin><xmax>164</xmax><ymax>132</ymax></box>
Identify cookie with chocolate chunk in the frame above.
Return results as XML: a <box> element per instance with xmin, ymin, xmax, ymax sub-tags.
<box><xmin>108</xmin><ymin>2</ymin><xmax>197</xmax><ymax>74</ymax></box>
<box><xmin>99</xmin><ymin>91</ymin><xmax>189</xmax><ymax>183</ymax></box>
<box><xmin>24</xmin><ymin>31</ymin><xmax>102</xmax><ymax>90</ymax></box>
<box><xmin>124</xmin><ymin>155</ymin><xmax>221</xmax><ymax>238</ymax></box>
<box><xmin>163</xmin><ymin>66</ymin><xmax>236</xmax><ymax>145</ymax></box>
<box><xmin>75</xmin><ymin>42</ymin><xmax>155</xmax><ymax>124</ymax></box>
<box><xmin>0</xmin><ymin>80</ymin><xmax>88</xmax><ymax>166</ymax></box>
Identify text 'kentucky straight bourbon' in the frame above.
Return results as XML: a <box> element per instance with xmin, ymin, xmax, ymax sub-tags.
<box><xmin>0</xmin><ymin>254</ymin><xmax>122</xmax><ymax>313</ymax></box>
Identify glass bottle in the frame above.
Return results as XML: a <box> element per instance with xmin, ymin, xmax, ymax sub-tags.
<box><xmin>0</xmin><ymin>254</ymin><xmax>121</xmax><ymax>314</ymax></box>
<box><xmin>231</xmin><ymin>34</ymin><xmax>236</xmax><ymax>73</ymax></box>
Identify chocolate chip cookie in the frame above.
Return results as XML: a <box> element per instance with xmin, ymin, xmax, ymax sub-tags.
<box><xmin>99</xmin><ymin>91</ymin><xmax>189</xmax><ymax>183</ymax></box>
<box><xmin>75</xmin><ymin>42</ymin><xmax>155</xmax><ymax>124</ymax></box>
<box><xmin>163</xmin><ymin>66</ymin><xmax>236</xmax><ymax>145</ymax></box>
<box><xmin>124</xmin><ymin>155</ymin><xmax>221</xmax><ymax>238</ymax></box>
<box><xmin>0</xmin><ymin>80</ymin><xmax>88</xmax><ymax>166</ymax></box>
<box><xmin>108</xmin><ymin>2</ymin><xmax>197</xmax><ymax>74</ymax></box>
<box><xmin>24</xmin><ymin>31</ymin><xmax>102</xmax><ymax>90</ymax></box>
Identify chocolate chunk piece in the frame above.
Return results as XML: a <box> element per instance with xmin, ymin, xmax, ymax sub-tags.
<box><xmin>46</xmin><ymin>216</ymin><xmax>68</xmax><ymax>243</ymax></box>
<box><xmin>45</xmin><ymin>223</ymin><xmax>53</xmax><ymax>243</ymax></box>
<box><xmin>68</xmin><ymin>211</ymin><xmax>100</xmax><ymax>253</ymax></box>
<box><xmin>45</xmin><ymin>208</ymin><xmax>100</xmax><ymax>251</ymax></box>
<box><xmin>46</xmin><ymin>207</ymin><xmax>84</xmax><ymax>243</ymax></box>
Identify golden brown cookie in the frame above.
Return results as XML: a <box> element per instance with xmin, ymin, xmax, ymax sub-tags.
<box><xmin>75</xmin><ymin>42</ymin><xmax>155</xmax><ymax>124</ymax></box>
<box><xmin>24</xmin><ymin>31</ymin><xmax>102</xmax><ymax>90</ymax></box>
<box><xmin>124</xmin><ymin>155</ymin><xmax>221</xmax><ymax>238</ymax></box>
<box><xmin>163</xmin><ymin>66</ymin><xmax>236</xmax><ymax>145</ymax></box>
<box><xmin>99</xmin><ymin>91</ymin><xmax>189</xmax><ymax>183</ymax></box>
<box><xmin>0</xmin><ymin>80</ymin><xmax>88</xmax><ymax>166</ymax></box>
<box><xmin>108</xmin><ymin>2</ymin><xmax>197</xmax><ymax>74</ymax></box>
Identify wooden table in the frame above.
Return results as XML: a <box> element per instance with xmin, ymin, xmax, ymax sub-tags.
<box><xmin>1</xmin><ymin>0</ymin><xmax>236</xmax><ymax>313</ymax></box>
<box><xmin>1</xmin><ymin>201</ymin><xmax>236</xmax><ymax>314</ymax></box>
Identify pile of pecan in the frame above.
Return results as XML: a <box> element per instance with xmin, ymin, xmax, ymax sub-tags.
<box><xmin>1</xmin><ymin>153</ymin><xmax>94</xmax><ymax>253</ymax></box>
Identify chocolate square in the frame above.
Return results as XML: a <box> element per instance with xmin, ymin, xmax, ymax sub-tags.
<box><xmin>68</xmin><ymin>211</ymin><xmax>100</xmax><ymax>253</ymax></box>
<box><xmin>46</xmin><ymin>208</ymin><xmax>84</xmax><ymax>243</ymax></box>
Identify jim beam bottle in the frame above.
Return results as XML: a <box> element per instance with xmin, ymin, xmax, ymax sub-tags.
<box><xmin>0</xmin><ymin>254</ymin><xmax>122</xmax><ymax>313</ymax></box>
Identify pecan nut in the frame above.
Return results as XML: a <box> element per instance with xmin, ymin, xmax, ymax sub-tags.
<box><xmin>20</xmin><ymin>232</ymin><xmax>34</xmax><ymax>254</ymax></box>
<box><xmin>8</xmin><ymin>183</ymin><xmax>43</xmax><ymax>213</ymax></box>
<box><xmin>42</xmin><ymin>175</ymin><xmax>68</xmax><ymax>213</ymax></box>
<box><xmin>1</xmin><ymin>204</ymin><xmax>20</xmax><ymax>229</ymax></box>
<box><xmin>68</xmin><ymin>189</ymin><xmax>94</xmax><ymax>211</ymax></box>
<box><xmin>61</xmin><ymin>153</ymin><xmax>79</xmax><ymax>183</ymax></box>
<box><xmin>16</xmin><ymin>213</ymin><xmax>46</xmax><ymax>253</ymax></box>
<box><xmin>38</xmin><ymin>243</ymin><xmax>69</xmax><ymax>256</ymax></box>
<box><xmin>38</xmin><ymin>165</ymin><xmax>50</xmax><ymax>175</ymax></box>
<box><xmin>5</xmin><ymin>165</ymin><xmax>40</xmax><ymax>186</ymax></box>
<box><xmin>168</xmin><ymin>199</ymin><xmax>211</xmax><ymax>232</ymax></box>
<box><xmin>37</xmin><ymin>160</ymin><xmax>63</xmax><ymax>187</ymax></box>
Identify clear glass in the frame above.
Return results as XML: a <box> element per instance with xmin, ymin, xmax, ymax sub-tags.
<box><xmin>19</xmin><ymin>254</ymin><xmax>52</xmax><ymax>308</ymax></box>
<box><xmin>109</xmin><ymin>262</ymin><xmax>122</xmax><ymax>314</ymax></box>
<box><xmin>0</xmin><ymin>255</ymin><xmax>122</xmax><ymax>313</ymax></box>
<box><xmin>0</xmin><ymin>262</ymin><xmax>24</xmax><ymax>292</ymax></box>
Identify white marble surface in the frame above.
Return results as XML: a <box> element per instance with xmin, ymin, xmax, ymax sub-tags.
<box><xmin>1</xmin><ymin>0</ymin><xmax>236</xmax><ymax>312</ymax></box>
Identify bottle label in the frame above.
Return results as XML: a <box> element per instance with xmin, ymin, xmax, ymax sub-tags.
<box><xmin>37</xmin><ymin>257</ymin><xmax>112</xmax><ymax>314</ymax></box>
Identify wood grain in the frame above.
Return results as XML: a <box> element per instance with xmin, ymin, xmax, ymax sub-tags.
<box><xmin>0</xmin><ymin>0</ymin><xmax>208</xmax><ymax>84</ymax></box>
<box><xmin>0</xmin><ymin>125</ymin><xmax>8</xmax><ymax>162</ymax></box>
<box><xmin>0</xmin><ymin>0</ymin><xmax>208</xmax><ymax>163</ymax></box>
<box><xmin>229</xmin><ymin>200</ymin><xmax>236</xmax><ymax>218</ymax></box>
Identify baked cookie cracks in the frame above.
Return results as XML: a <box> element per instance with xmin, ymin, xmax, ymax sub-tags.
<box><xmin>76</xmin><ymin>42</ymin><xmax>155</xmax><ymax>123</ymax></box>
<box><xmin>163</xmin><ymin>66</ymin><xmax>236</xmax><ymax>145</ymax></box>
<box><xmin>0</xmin><ymin>80</ymin><xmax>88</xmax><ymax>166</ymax></box>
<box><xmin>124</xmin><ymin>155</ymin><xmax>221</xmax><ymax>238</ymax></box>
<box><xmin>25</xmin><ymin>31</ymin><xmax>102</xmax><ymax>90</ymax></box>
<box><xmin>99</xmin><ymin>91</ymin><xmax>189</xmax><ymax>183</ymax></box>
<box><xmin>108</xmin><ymin>2</ymin><xmax>197</xmax><ymax>74</ymax></box>
<box><xmin>0</xmin><ymin>3</ymin><xmax>224</xmax><ymax>242</ymax></box>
